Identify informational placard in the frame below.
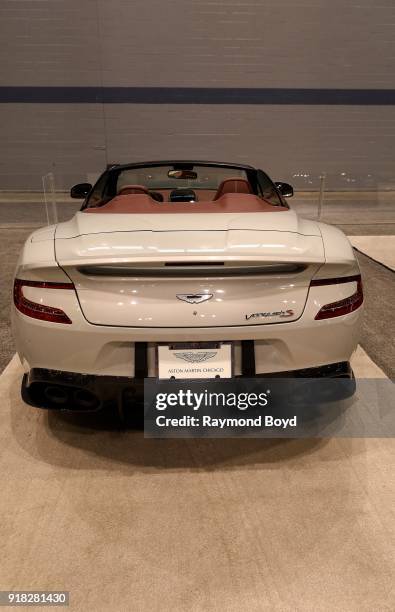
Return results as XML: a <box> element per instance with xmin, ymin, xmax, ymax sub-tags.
<box><xmin>157</xmin><ymin>344</ymin><xmax>232</xmax><ymax>379</ymax></box>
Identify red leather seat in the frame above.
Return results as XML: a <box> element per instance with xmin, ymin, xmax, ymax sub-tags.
<box><xmin>84</xmin><ymin>192</ymin><xmax>288</xmax><ymax>214</ymax></box>
<box><xmin>118</xmin><ymin>184</ymin><xmax>150</xmax><ymax>196</ymax></box>
<box><xmin>214</xmin><ymin>178</ymin><xmax>253</xmax><ymax>200</ymax></box>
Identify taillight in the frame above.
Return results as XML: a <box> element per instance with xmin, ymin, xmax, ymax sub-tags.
<box><xmin>13</xmin><ymin>279</ymin><xmax>74</xmax><ymax>324</ymax></box>
<box><xmin>311</xmin><ymin>274</ymin><xmax>363</xmax><ymax>320</ymax></box>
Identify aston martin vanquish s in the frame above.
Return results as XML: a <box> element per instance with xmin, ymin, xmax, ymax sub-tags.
<box><xmin>12</xmin><ymin>161</ymin><xmax>363</xmax><ymax>411</ymax></box>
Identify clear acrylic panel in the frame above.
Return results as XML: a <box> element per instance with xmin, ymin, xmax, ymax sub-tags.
<box><xmin>42</xmin><ymin>172</ymin><xmax>58</xmax><ymax>226</ymax></box>
<box><xmin>41</xmin><ymin>171</ymin><xmax>90</xmax><ymax>226</ymax></box>
<box><xmin>289</xmin><ymin>172</ymin><xmax>395</xmax><ymax>228</ymax></box>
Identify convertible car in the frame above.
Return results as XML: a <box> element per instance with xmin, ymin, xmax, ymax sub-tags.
<box><xmin>12</xmin><ymin>160</ymin><xmax>363</xmax><ymax>411</ymax></box>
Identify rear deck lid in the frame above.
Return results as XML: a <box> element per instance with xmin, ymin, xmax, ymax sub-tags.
<box><xmin>55</xmin><ymin>211</ymin><xmax>324</xmax><ymax>327</ymax></box>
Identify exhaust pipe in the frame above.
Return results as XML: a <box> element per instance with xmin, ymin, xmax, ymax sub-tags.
<box><xmin>43</xmin><ymin>385</ymin><xmax>99</xmax><ymax>411</ymax></box>
<box><xmin>44</xmin><ymin>385</ymin><xmax>69</xmax><ymax>406</ymax></box>
<box><xmin>23</xmin><ymin>376</ymin><xmax>102</xmax><ymax>411</ymax></box>
<box><xmin>73</xmin><ymin>388</ymin><xmax>100</xmax><ymax>411</ymax></box>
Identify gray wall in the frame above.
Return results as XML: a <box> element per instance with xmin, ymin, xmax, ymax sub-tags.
<box><xmin>1</xmin><ymin>0</ymin><xmax>395</xmax><ymax>190</ymax></box>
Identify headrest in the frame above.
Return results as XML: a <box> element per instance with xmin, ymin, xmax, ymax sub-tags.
<box><xmin>117</xmin><ymin>184</ymin><xmax>149</xmax><ymax>196</ymax></box>
<box><xmin>214</xmin><ymin>178</ymin><xmax>253</xmax><ymax>200</ymax></box>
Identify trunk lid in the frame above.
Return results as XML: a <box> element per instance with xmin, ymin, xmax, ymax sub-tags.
<box><xmin>55</xmin><ymin>211</ymin><xmax>324</xmax><ymax>327</ymax></box>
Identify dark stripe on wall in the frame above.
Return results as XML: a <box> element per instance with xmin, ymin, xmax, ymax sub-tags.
<box><xmin>1</xmin><ymin>87</ymin><xmax>395</xmax><ymax>105</ymax></box>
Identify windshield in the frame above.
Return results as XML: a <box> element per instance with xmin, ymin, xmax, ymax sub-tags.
<box><xmin>116</xmin><ymin>165</ymin><xmax>248</xmax><ymax>191</ymax></box>
<box><xmin>84</xmin><ymin>163</ymin><xmax>286</xmax><ymax>210</ymax></box>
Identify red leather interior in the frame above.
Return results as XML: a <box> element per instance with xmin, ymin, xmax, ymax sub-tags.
<box><xmin>117</xmin><ymin>184</ymin><xmax>150</xmax><ymax>196</ymax></box>
<box><xmin>214</xmin><ymin>178</ymin><xmax>253</xmax><ymax>200</ymax></box>
<box><xmin>84</xmin><ymin>193</ymin><xmax>288</xmax><ymax>214</ymax></box>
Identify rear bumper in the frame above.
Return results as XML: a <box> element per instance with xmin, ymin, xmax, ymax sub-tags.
<box><xmin>22</xmin><ymin>360</ymin><xmax>353</xmax><ymax>412</ymax></box>
<box><xmin>12</xmin><ymin>295</ymin><xmax>363</xmax><ymax>378</ymax></box>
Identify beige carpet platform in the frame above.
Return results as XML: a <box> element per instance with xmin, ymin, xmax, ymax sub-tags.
<box><xmin>349</xmin><ymin>235</ymin><xmax>395</xmax><ymax>271</ymax></box>
<box><xmin>0</xmin><ymin>350</ymin><xmax>393</xmax><ymax>612</ymax></box>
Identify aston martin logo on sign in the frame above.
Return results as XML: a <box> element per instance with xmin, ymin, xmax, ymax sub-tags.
<box><xmin>157</xmin><ymin>344</ymin><xmax>232</xmax><ymax>379</ymax></box>
<box><xmin>176</xmin><ymin>294</ymin><xmax>213</xmax><ymax>304</ymax></box>
<box><xmin>175</xmin><ymin>351</ymin><xmax>217</xmax><ymax>363</ymax></box>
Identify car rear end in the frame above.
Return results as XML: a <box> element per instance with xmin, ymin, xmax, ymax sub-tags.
<box><xmin>11</xmin><ymin>211</ymin><xmax>363</xmax><ymax>412</ymax></box>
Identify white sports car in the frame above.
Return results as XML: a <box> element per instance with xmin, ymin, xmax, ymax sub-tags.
<box><xmin>12</xmin><ymin>161</ymin><xmax>363</xmax><ymax>411</ymax></box>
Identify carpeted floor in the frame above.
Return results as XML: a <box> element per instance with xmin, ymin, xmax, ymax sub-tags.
<box><xmin>349</xmin><ymin>235</ymin><xmax>395</xmax><ymax>271</ymax></box>
<box><xmin>0</xmin><ymin>352</ymin><xmax>393</xmax><ymax>612</ymax></box>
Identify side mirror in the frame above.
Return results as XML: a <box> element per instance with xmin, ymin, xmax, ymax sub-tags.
<box><xmin>275</xmin><ymin>182</ymin><xmax>294</xmax><ymax>198</ymax></box>
<box><xmin>70</xmin><ymin>183</ymin><xmax>92</xmax><ymax>199</ymax></box>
